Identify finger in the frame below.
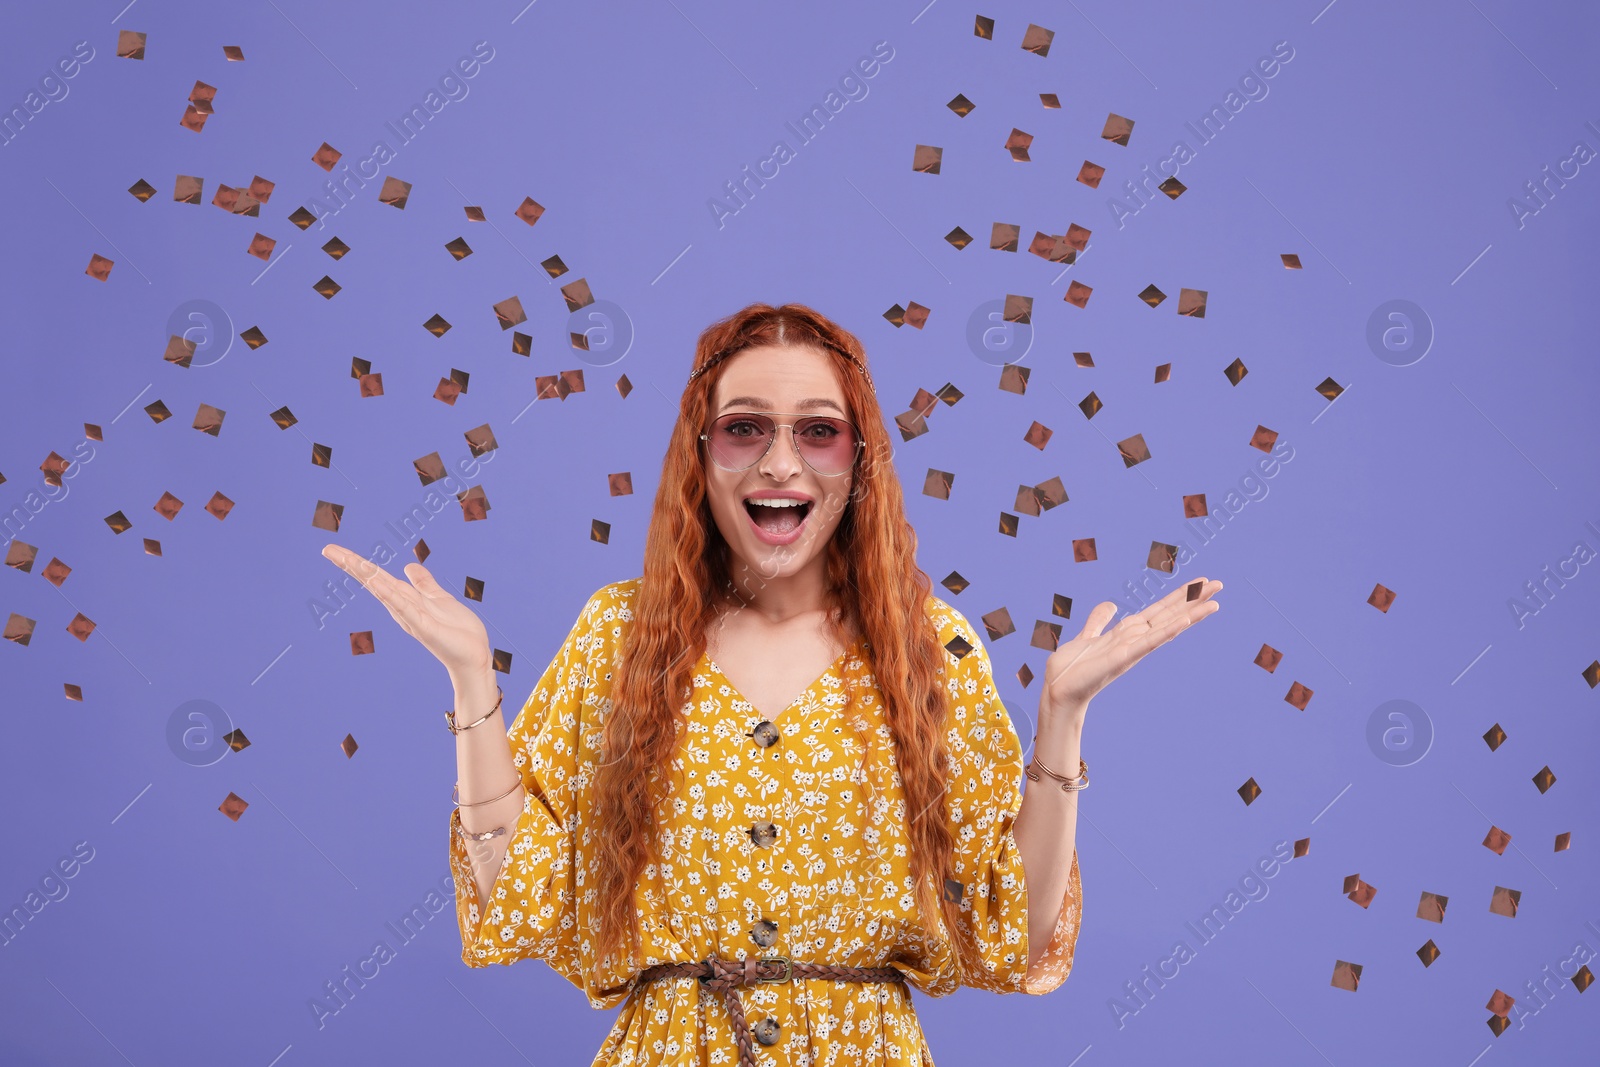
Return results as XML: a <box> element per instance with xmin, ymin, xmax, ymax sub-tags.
<box><xmin>323</xmin><ymin>545</ymin><xmax>416</xmax><ymax>611</ymax></box>
<box><xmin>1126</xmin><ymin>596</ymin><xmax>1221</xmax><ymax>661</ymax></box>
<box><xmin>1075</xmin><ymin>601</ymin><xmax>1119</xmax><ymax>641</ymax></box>
<box><xmin>403</xmin><ymin>562</ymin><xmax>452</xmax><ymax>600</ymax></box>
<box><xmin>1123</xmin><ymin>577</ymin><xmax>1222</xmax><ymax>634</ymax></box>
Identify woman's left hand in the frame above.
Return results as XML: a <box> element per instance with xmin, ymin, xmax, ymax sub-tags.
<box><xmin>1041</xmin><ymin>577</ymin><xmax>1223</xmax><ymax>722</ymax></box>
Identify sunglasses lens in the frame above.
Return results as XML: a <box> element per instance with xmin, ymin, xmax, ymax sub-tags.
<box><xmin>708</xmin><ymin>415</ymin><xmax>858</xmax><ymax>475</ymax></box>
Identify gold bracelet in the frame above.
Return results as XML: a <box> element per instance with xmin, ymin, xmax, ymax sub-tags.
<box><xmin>453</xmin><ymin>776</ymin><xmax>523</xmax><ymax>808</ymax></box>
<box><xmin>445</xmin><ymin>685</ymin><xmax>503</xmax><ymax>735</ymax></box>
<box><xmin>1025</xmin><ymin>755</ymin><xmax>1089</xmax><ymax>792</ymax></box>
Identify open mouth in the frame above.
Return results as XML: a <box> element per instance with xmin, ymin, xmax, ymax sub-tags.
<box><xmin>743</xmin><ymin>497</ymin><xmax>812</xmax><ymax>540</ymax></box>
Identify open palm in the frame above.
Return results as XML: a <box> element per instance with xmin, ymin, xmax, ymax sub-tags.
<box><xmin>1041</xmin><ymin>577</ymin><xmax>1223</xmax><ymax>714</ymax></box>
<box><xmin>320</xmin><ymin>544</ymin><xmax>492</xmax><ymax>679</ymax></box>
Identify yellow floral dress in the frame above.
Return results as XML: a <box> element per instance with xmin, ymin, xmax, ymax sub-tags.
<box><xmin>449</xmin><ymin>577</ymin><xmax>1082</xmax><ymax>1065</ymax></box>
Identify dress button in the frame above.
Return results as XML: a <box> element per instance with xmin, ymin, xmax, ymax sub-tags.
<box><xmin>752</xmin><ymin>1017</ymin><xmax>781</xmax><ymax>1046</ymax></box>
<box><xmin>751</xmin><ymin>919</ymin><xmax>778</xmax><ymax>948</ymax></box>
<box><xmin>750</xmin><ymin>720</ymin><xmax>779</xmax><ymax>748</ymax></box>
<box><xmin>748</xmin><ymin>822</ymin><xmax>778</xmax><ymax>848</ymax></box>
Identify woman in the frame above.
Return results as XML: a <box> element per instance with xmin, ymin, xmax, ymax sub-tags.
<box><xmin>321</xmin><ymin>303</ymin><xmax>1221</xmax><ymax>1065</ymax></box>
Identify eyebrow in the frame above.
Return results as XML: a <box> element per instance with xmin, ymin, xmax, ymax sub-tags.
<box><xmin>719</xmin><ymin>396</ymin><xmax>846</xmax><ymax>415</ymax></box>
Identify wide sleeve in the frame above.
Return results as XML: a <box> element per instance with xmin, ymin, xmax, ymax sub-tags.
<box><xmin>450</xmin><ymin>587</ymin><xmax>602</xmax><ymax>969</ymax></box>
<box><xmin>934</xmin><ymin>600</ymin><xmax>1082</xmax><ymax>996</ymax></box>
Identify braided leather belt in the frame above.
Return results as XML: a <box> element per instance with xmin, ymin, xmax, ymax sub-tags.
<box><xmin>635</xmin><ymin>955</ymin><xmax>905</xmax><ymax>1067</ymax></box>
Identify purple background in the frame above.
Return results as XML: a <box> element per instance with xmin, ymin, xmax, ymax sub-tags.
<box><xmin>2</xmin><ymin>1</ymin><xmax>1597</xmax><ymax>1064</ymax></box>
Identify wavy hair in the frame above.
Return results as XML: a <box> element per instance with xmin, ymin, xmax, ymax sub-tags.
<box><xmin>591</xmin><ymin>302</ymin><xmax>979</xmax><ymax>979</ymax></box>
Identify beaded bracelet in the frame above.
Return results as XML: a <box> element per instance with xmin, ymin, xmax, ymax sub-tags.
<box><xmin>455</xmin><ymin>821</ymin><xmax>507</xmax><ymax>842</ymax></box>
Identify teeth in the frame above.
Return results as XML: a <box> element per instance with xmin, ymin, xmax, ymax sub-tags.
<box><xmin>747</xmin><ymin>498</ymin><xmax>806</xmax><ymax>508</ymax></box>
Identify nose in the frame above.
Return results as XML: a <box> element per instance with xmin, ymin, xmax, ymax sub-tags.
<box><xmin>757</xmin><ymin>422</ymin><xmax>805</xmax><ymax>478</ymax></box>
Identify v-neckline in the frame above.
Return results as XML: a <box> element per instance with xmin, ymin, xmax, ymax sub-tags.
<box><xmin>701</xmin><ymin>635</ymin><xmax>861</xmax><ymax>723</ymax></box>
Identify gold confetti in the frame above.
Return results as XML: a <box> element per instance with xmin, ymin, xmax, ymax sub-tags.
<box><xmin>1100</xmin><ymin>112</ymin><xmax>1134</xmax><ymax>145</ymax></box>
<box><xmin>193</xmin><ymin>404</ymin><xmax>225</xmax><ymax>436</ymax></box>
<box><xmin>1020</xmin><ymin>24</ymin><xmax>1054</xmax><ymax>57</ymax></box>
<box><xmin>1116</xmin><ymin>433</ymin><xmax>1151</xmax><ymax>467</ymax></box>
<box><xmin>116</xmin><ymin>30</ymin><xmax>146</xmax><ymax>60</ymax></box>
<box><xmin>493</xmin><ymin>295</ymin><xmax>527</xmax><ymax>330</ymax></box>
<box><xmin>560</xmin><ymin>277</ymin><xmax>594</xmax><ymax>312</ymax></box>
<box><xmin>3</xmin><ymin>543</ymin><xmax>35</xmax><ymax>572</ymax></box>
<box><xmin>1420</xmin><ymin>889</ymin><xmax>1459</xmax><ymax>921</ymax></box>
<box><xmin>1004</xmin><ymin>127</ymin><xmax>1033</xmax><ymax>162</ymax></box>
<box><xmin>1489</xmin><ymin>885</ymin><xmax>1521</xmax><ymax>917</ymax></box>
<box><xmin>1248</xmin><ymin>425</ymin><xmax>1279</xmax><ymax>452</ymax></box>
<box><xmin>312</xmin><ymin>500</ymin><xmax>344</xmax><ymax>532</ymax></box>
<box><xmin>515</xmin><ymin>196</ymin><xmax>545</xmax><ymax>225</ymax></box>
<box><xmin>1330</xmin><ymin>960</ymin><xmax>1361</xmax><ymax>992</ymax></box>
<box><xmin>311</xmin><ymin>142</ymin><xmax>342</xmax><ymax>171</ymax></box>
<box><xmin>174</xmin><ymin>175</ymin><xmax>203</xmax><ymax>204</ymax></box>
<box><xmin>378</xmin><ymin>176</ymin><xmax>412</xmax><ymax>209</ymax></box>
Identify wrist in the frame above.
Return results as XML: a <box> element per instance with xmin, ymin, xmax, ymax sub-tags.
<box><xmin>1038</xmin><ymin>696</ymin><xmax>1088</xmax><ymax>733</ymax></box>
<box><xmin>449</xmin><ymin>662</ymin><xmax>497</xmax><ymax>691</ymax></box>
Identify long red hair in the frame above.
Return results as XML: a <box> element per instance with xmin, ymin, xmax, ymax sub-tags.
<box><xmin>592</xmin><ymin>302</ymin><xmax>978</xmax><ymax>979</ymax></box>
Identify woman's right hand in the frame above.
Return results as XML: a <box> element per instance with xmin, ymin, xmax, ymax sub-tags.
<box><xmin>320</xmin><ymin>544</ymin><xmax>492</xmax><ymax>681</ymax></box>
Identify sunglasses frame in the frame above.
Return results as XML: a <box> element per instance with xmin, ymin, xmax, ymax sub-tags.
<box><xmin>699</xmin><ymin>410</ymin><xmax>864</xmax><ymax>477</ymax></box>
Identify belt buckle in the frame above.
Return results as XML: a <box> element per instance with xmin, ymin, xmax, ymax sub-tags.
<box><xmin>758</xmin><ymin>956</ymin><xmax>792</xmax><ymax>983</ymax></box>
